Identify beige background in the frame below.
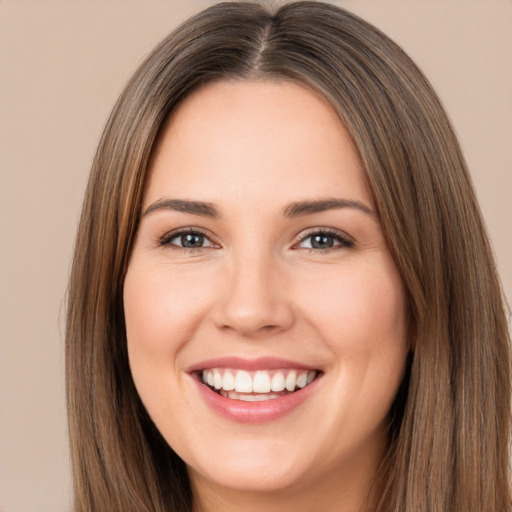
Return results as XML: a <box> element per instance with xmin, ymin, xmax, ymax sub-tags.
<box><xmin>0</xmin><ymin>1</ymin><xmax>511</xmax><ymax>511</ymax></box>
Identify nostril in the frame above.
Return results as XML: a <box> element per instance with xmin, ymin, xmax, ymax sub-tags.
<box><xmin>213</xmin><ymin>303</ymin><xmax>295</xmax><ymax>338</ymax></box>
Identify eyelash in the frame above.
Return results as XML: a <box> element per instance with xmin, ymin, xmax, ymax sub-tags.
<box><xmin>158</xmin><ymin>228</ymin><xmax>217</xmax><ymax>252</ymax></box>
<box><xmin>158</xmin><ymin>227</ymin><xmax>354</xmax><ymax>252</ymax></box>
<box><xmin>294</xmin><ymin>228</ymin><xmax>354</xmax><ymax>252</ymax></box>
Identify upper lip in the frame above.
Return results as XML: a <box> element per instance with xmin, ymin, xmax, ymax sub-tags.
<box><xmin>186</xmin><ymin>356</ymin><xmax>319</xmax><ymax>373</ymax></box>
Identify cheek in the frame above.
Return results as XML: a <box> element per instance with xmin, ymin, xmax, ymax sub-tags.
<box><xmin>124</xmin><ymin>279</ymin><xmax>171</xmax><ymax>364</ymax></box>
<box><xmin>296</xmin><ymin>260</ymin><xmax>407</xmax><ymax>352</ymax></box>
<box><xmin>296</xmin><ymin>258</ymin><xmax>409</xmax><ymax>423</ymax></box>
<box><xmin>302</xmin><ymin>262</ymin><xmax>408</xmax><ymax>426</ymax></box>
<box><xmin>123</xmin><ymin>262</ymin><xmax>211</xmax><ymax>359</ymax></box>
<box><xmin>123</xmin><ymin>270</ymin><xmax>168</xmax><ymax>400</ymax></box>
<box><xmin>123</xmin><ymin>263</ymin><xmax>208</xmax><ymax>420</ymax></box>
<box><xmin>123</xmin><ymin>266</ymin><xmax>191</xmax><ymax>416</ymax></box>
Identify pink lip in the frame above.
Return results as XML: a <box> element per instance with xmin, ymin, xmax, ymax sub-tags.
<box><xmin>187</xmin><ymin>357</ymin><xmax>322</xmax><ymax>424</ymax></box>
<box><xmin>193</xmin><ymin>378</ymin><xmax>320</xmax><ymax>423</ymax></box>
<box><xmin>186</xmin><ymin>356</ymin><xmax>316</xmax><ymax>372</ymax></box>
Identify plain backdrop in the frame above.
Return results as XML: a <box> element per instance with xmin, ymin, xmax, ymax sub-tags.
<box><xmin>0</xmin><ymin>1</ymin><xmax>511</xmax><ymax>511</ymax></box>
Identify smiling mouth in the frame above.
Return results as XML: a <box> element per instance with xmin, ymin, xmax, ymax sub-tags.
<box><xmin>200</xmin><ymin>368</ymin><xmax>319</xmax><ymax>402</ymax></box>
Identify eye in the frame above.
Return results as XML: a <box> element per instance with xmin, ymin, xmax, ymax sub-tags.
<box><xmin>295</xmin><ymin>229</ymin><xmax>354</xmax><ymax>251</ymax></box>
<box><xmin>159</xmin><ymin>229</ymin><xmax>217</xmax><ymax>250</ymax></box>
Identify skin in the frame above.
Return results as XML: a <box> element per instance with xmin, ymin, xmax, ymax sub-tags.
<box><xmin>124</xmin><ymin>80</ymin><xmax>409</xmax><ymax>512</ymax></box>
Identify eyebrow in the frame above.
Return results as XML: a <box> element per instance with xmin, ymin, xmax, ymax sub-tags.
<box><xmin>142</xmin><ymin>197</ymin><xmax>374</xmax><ymax>220</ymax></box>
<box><xmin>143</xmin><ymin>199</ymin><xmax>220</xmax><ymax>218</ymax></box>
<box><xmin>283</xmin><ymin>198</ymin><xmax>374</xmax><ymax>218</ymax></box>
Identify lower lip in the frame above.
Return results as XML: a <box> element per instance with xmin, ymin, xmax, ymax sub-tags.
<box><xmin>192</xmin><ymin>375</ymin><xmax>320</xmax><ymax>423</ymax></box>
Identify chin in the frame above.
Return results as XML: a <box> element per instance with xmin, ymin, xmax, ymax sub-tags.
<box><xmin>189</xmin><ymin>456</ymin><xmax>308</xmax><ymax>494</ymax></box>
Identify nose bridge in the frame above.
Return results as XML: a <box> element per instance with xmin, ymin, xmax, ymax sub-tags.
<box><xmin>213</xmin><ymin>244</ymin><xmax>294</xmax><ymax>337</ymax></box>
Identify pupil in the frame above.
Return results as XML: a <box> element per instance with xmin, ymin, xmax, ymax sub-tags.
<box><xmin>182</xmin><ymin>233</ymin><xmax>203</xmax><ymax>248</ymax></box>
<box><xmin>312</xmin><ymin>234</ymin><xmax>333</xmax><ymax>249</ymax></box>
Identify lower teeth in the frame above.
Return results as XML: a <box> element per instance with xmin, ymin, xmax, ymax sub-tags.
<box><xmin>219</xmin><ymin>389</ymin><xmax>292</xmax><ymax>401</ymax></box>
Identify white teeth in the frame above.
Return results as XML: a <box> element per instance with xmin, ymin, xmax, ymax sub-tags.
<box><xmin>296</xmin><ymin>371</ymin><xmax>307</xmax><ymax>388</ymax></box>
<box><xmin>238</xmin><ymin>393</ymin><xmax>281</xmax><ymax>402</ymax></box>
<box><xmin>271</xmin><ymin>371</ymin><xmax>285</xmax><ymax>392</ymax></box>
<box><xmin>234</xmin><ymin>370</ymin><xmax>253</xmax><ymax>393</ymax></box>
<box><xmin>221</xmin><ymin>390</ymin><xmax>282</xmax><ymax>401</ymax></box>
<box><xmin>201</xmin><ymin>368</ymin><xmax>318</xmax><ymax>397</ymax></box>
<box><xmin>222</xmin><ymin>371</ymin><xmax>235</xmax><ymax>391</ymax></box>
<box><xmin>213</xmin><ymin>369</ymin><xmax>222</xmax><ymax>390</ymax></box>
<box><xmin>252</xmin><ymin>371</ymin><xmax>271</xmax><ymax>393</ymax></box>
<box><xmin>285</xmin><ymin>370</ymin><xmax>297</xmax><ymax>391</ymax></box>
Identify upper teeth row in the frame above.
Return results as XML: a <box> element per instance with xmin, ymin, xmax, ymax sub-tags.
<box><xmin>201</xmin><ymin>368</ymin><xmax>316</xmax><ymax>393</ymax></box>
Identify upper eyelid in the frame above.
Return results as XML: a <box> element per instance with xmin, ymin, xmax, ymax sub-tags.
<box><xmin>157</xmin><ymin>226</ymin><xmax>353</xmax><ymax>248</ymax></box>
<box><xmin>295</xmin><ymin>227</ymin><xmax>354</xmax><ymax>243</ymax></box>
<box><xmin>291</xmin><ymin>229</ymin><xmax>355</xmax><ymax>253</ymax></box>
<box><xmin>159</xmin><ymin>227</ymin><xmax>218</xmax><ymax>246</ymax></box>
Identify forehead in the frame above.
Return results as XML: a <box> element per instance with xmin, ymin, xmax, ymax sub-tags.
<box><xmin>145</xmin><ymin>79</ymin><xmax>372</xmax><ymax>210</ymax></box>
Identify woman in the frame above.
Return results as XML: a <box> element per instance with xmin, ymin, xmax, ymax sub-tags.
<box><xmin>65</xmin><ymin>1</ymin><xmax>511</xmax><ymax>511</ymax></box>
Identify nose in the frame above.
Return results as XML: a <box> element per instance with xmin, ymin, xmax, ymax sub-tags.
<box><xmin>212</xmin><ymin>251</ymin><xmax>295</xmax><ymax>338</ymax></box>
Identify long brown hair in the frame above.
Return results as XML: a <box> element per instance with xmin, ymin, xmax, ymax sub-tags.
<box><xmin>66</xmin><ymin>2</ymin><xmax>511</xmax><ymax>510</ymax></box>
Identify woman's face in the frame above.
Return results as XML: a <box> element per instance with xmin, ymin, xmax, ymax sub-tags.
<box><xmin>124</xmin><ymin>80</ymin><xmax>409</xmax><ymax>502</ymax></box>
